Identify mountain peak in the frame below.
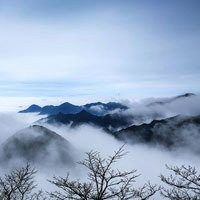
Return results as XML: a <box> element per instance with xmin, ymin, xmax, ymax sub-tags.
<box><xmin>175</xmin><ymin>93</ymin><xmax>195</xmax><ymax>99</ymax></box>
<box><xmin>77</xmin><ymin>109</ymin><xmax>93</xmax><ymax>116</ymax></box>
<box><xmin>19</xmin><ymin>101</ymin><xmax>128</xmax><ymax>116</ymax></box>
<box><xmin>60</xmin><ymin>102</ymin><xmax>76</xmax><ymax>107</ymax></box>
<box><xmin>0</xmin><ymin>125</ymin><xmax>75</xmax><ymax>168</ymax></box>
<box><xmin>147</xmin><ymin>92</ymin><xmax>196</xmax><ymax>107</ymax></box>
<box><xmin>19</xmin><ymin>104</ymin><xmax>41</xmax><ymax>113</ymax></box>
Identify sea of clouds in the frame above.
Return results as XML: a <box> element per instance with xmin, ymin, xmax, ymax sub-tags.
<box><xmin>0</xmin><ymin>95</ymin><xmax>200</xmax><ymax>199</ymax></box>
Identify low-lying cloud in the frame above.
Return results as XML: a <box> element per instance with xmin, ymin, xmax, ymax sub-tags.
<box><xmin>0</xmin><ymin>106</ymin><xmax>199</xmax><ymax>199</ymax></box>
<box><xmin>0</xmin><ymin>112</ymin><xmax>46</xmax><ymax>144</ymax></box>
<box><xmin>118</xmin><ymin>94</ymin><xmax>200</xmax><ymax>125</ymax></box>
<box><xmin>44</xmin><ymin>123</ymin><xmax>200</xmax><ymax>183</ymax></box>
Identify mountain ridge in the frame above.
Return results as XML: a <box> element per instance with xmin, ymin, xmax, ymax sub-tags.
<box><xmin>147</xmin><ymin>93</ymin><xmax>195</xmax><ymax>107</ymax></box>
<box><xmin>39</xmin><ymin>109</ymin><xmax>132</xmax><ymax>132</ymax></box>
<box><xmin>115</xmin><ymin>114</ymin><xmax>200</xmax><ymax>153</ymax></box>
<box><xmin>19</xmin><ymin>101</ymin><xmax>128</xmax><ymax>116</ymax></box>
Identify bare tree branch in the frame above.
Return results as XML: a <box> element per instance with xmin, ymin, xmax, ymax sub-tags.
<box><xmin>160</xmin><ymin>165</ymin><xmax>200</xmax><ymax>200</ymax></box>
<box><xmin>0</xmin><ymin>163</ymin><xmax>45</xmax><ymax>200</ymax></box>
<box><xmin>49</xmin><ymin>146</ymin><xmax>158</xmax><ymax>200</ymax></box>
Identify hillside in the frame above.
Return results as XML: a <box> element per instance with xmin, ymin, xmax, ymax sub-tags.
<box><xmin>0</xmin><ymin>125</ymin><xmax>75</xmax><ymax>168</ymax></box>
<box><xmin>115</xmin><ymin>115</ymin><xmax>200</xmax><ymax>153</ymax></box>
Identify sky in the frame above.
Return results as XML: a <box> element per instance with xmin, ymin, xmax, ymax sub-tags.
<box><xmin>0</xmin><ymin>0</ymin><xmax>200</xmax><ymax>108</ymax></box>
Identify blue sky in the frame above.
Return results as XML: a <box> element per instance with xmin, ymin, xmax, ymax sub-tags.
<box><xmin>0</xmin><ymin>0</ymin><xmax>200</xmax><ymax>103</ymax></box>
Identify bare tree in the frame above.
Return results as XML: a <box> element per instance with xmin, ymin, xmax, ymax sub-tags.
<box><xmin>49</xmin><ymin>146</ymin><xmax>158</xmax><ymax>200</ymax></box>
<box><xmin>30</xmin><ymin>190</ymin><xmax>47</xmax><ymax>200</ymax></box>
<box><xmin>0</xmin><ymin>163</ymin><xmax>46</xmax><ymax>200</ymax></box>
<box><xmin>160</xmin><ymin>165</ymin><xmax>200</xmax><ymax>200</ymax></box>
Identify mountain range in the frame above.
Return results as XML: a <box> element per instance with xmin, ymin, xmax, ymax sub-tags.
<box><xmin>19</xmin><ymin>101</ymin><xmax>128</xmax><ymax>116</ymax></box>
<box><xmin>115</xmin><ymin>115</ymin><xmax>200</xmax><ymax>154</ymax></box>
<box><xmin>38</xmin><ymin>109</ymin><xmax>132</xmax><ymax>132</ymax></box>
<box><xmin>37</xmin><ymin>108</ymin><xmax>200</xmax><ymax>154</ymax></box>
<box><xmin>0</xmin><ymin>93</ymin><xmax>198</xmax><ymax>172</ymax></box>
<box><xmin>19</xmin><ymin>93</ymin><xmax>195</xmax><ymax>117</ymax></box>
<box><xmin>17</xmin><ymin>93</ymin><xmax>200</xmax><ymax>154</ymax></box>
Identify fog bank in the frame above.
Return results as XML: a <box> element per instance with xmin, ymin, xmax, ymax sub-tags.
<box><xmin>0</xmin><ymin>112</ymin><xmax>199</xmax><ymax>199</ymax></box>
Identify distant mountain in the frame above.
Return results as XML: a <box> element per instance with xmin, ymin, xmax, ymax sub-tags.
<box><xmin>173</xmin><ymin>92</ymin><xmax>195</xmax><ymax>99</ymax></box>
<box><xmin>19</xmin><ymin>101</ymin><xmax>128</xmax><ymax>116</ymax></box>
<box><xmin>83</xmin><ymin>102</ymin><xmax>128</xmax><ymax>116</ymax></box>
<box><xmin>19</xmin><ymin>104</ymin><xmax>42</xmax><ymax>113</ymax></box>
<box><xmin>39</xmin><ymin>110</ymin><xmax>132</xmax><ymax>132</ymax></box>
<box><xmin>0</xmin><ymin>125</ymin><xmax>75</xmax><ymax>168</ymax></box>
<box><xmin>40</xmin><ymin>102</ymin><xmax>82</xmax><ymax>115</ymax></box>
<box><xmin>115</xmin><ymin>115</ymin><xmax>200</xmax><ymax>153</ymax></box>
<box><xmin>147</xmin><ymin>93</ymin><xmax>195</xmax><ymax>106</ymax></box>
<box><xmin>20</xmin><ymin>102</ymin><xmax>82</xmax><ymax>115</ymax></box>
<box><xmin>39</xmin><ymin>110</ymin><xmax>200</xmax><ymax>154</ymax></box>
<box><xmin>19</xmin><ymin>93</ymin><xmax>195</xmax><ymax>116</ymax></box>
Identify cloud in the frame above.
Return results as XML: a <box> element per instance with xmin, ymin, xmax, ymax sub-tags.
<box><xmin>45</xmin><ymin>123</ymin><xmax>200</xmax><ymax>178</ymax></box>
<box><xmin>0</xmin><ymin>112</ymin><xmax>199</xmax><ymax>199</ymax></box>
<box><xmin>41</xmin><ymin>123</ymin><xmax>200</xmax><ymax>199</ymax></box>
<box><xmin>118</xmin><ymin>95</ymin><xmax>200</xmax><ymax>125</ymax></box>
<box><xmin>0</xmin><ymin>112</ymin><xmax>46</xmax><ymax>143</ymax></box>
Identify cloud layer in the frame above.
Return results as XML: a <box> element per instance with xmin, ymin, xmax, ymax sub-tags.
<box><xmin>0</xmin><ymin>111</ymin><xmax>199</xmax><ymax>199</ymax></box>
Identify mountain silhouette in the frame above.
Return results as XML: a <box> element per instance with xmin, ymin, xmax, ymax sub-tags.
<box><xmin>20</xmin><ymin>102</ymin><xmax>82</xmax><ymax>115</ymax></box>
<box><xmin>147</xmin><ymin>93</ymin><xmax>195</xmax><ymax>106</ymax></box>
<box><xmin>0</xmin><ymin>125</ymin><xmax>75</xmax><ymax>168</ymax></box>
<box><xmin>19</xmin><ymin>101</ymin><xmax>128</xmax><ymax>116</ymax></box>
<box><xmin>19</xmin><ymin>104</ymin><xmax>42</xmax><ymax>113</ymax></box>
<box><xmin>40</xmin><ymin>110</ymin><xmax>132</xmax><ymax>132</ymax></box>
<box><xmin>115</xmin><ymin>115</ymin><xmax>200</xmax><ymax>153</ymax></box>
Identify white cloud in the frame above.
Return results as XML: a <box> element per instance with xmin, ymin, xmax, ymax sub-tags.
<box><xmin>0</xmin><ymin>112</ymin><xmax>199</xmax><ymax>199</ymax></box>
<box><xmin>44</xmin><ymin>123</ymin><xmax>200</xmax><ymax>190</ymax></box>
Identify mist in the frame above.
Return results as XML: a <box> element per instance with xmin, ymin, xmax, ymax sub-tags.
<box><xmin>40</xmin><ymin>122</ymin><xmax>200</xmax><ymax>199</ymax></box>
<box><xmin>117</xmin><ymin>94</ymin><xmax>200</xmax><ymax>125</ymax></box>
<box><xmin>0</xmin><ymin>103</ymin><xmax>199</xmax><ymax>199</ymax></box>
<box><xmin>0</xmin><ymin>1</ymin><xmax>199</xmax><ymax>198</ymax></box>
<box><xmin>45</xmin><ymin>123</ymin><xmax>200</xmax><ymax>178</ymax></box>
<box><xmin>0</xmin><ymin>112</ymin><xmax>47</xmax><ymax>144</ymax></box>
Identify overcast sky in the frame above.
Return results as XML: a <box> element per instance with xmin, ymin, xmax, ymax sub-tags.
<box><xmin>0</xmin><ymin>0</ymin><xmax>200</xmax><ymax>107</ymax></box>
